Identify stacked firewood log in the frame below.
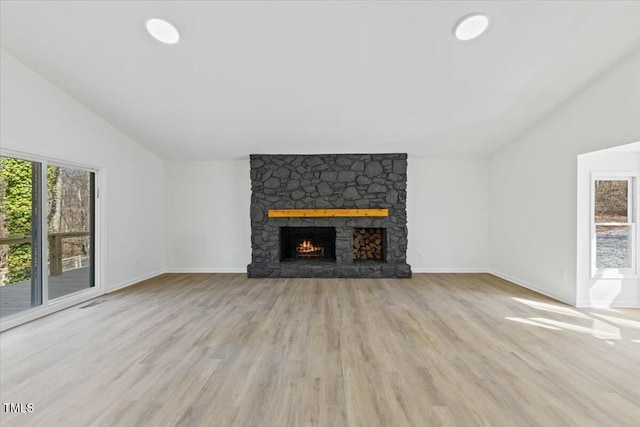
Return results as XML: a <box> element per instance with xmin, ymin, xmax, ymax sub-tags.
<box><xmin>353</xmin><ymin>228</ymin><xmax>383</xmax><ymax>260</ymax></box>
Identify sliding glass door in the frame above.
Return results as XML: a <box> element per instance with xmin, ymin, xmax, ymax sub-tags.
<box><xmin>0</xmin><ymin>155</ymin><xmax>95</xmax><ymax>319</ymax></box>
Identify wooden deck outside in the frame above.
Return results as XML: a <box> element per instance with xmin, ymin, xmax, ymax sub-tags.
<box><xmin>0</xmin><ymin>268</ymin><xmax>91</xmax><ymax>318</ymax></box>
<box><xmin>0</xmin><ymin>232</ymin><xmax>90</xmax><ymax>277</ymax></box>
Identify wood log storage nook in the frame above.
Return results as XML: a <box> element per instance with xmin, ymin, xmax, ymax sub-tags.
<box><xmin>353</xmin><ymin>228</ymin><xmax>383</xmax><ymax>260</ymax></box>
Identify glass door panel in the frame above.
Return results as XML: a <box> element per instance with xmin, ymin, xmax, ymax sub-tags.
<box><xmin>47</xmin><ymin>165</ymin><xmax>94</xmax><ymax>300</ymax></box>
<box><xmin>0</xmin><ymin>156</ymin><xmax>42</xmax><ymax>318</ymax></box>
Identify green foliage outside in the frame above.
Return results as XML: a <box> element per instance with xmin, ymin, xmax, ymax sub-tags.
<box><xmin>0</xmin><ymin>159</ymin><xmax>61</xmax><ymax>285</ymax></box>
<box><xmin>0</xmin><ymin>157</ymin><xmax>33</xmax><ymax>284</ymax></box>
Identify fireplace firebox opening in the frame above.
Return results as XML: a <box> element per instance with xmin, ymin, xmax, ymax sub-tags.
<box><xmin>353</xmin><ymin>228</ymin><xmax>385</xmax><ymax>262</ymax></box>
<box><xmin>280</xmin><ymin>227</ymin><xmax>336</xmax><ymax>262</ymax></box>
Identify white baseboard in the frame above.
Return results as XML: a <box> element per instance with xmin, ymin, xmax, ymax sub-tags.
<box><xmin>412</xmin><ymin>268</ymin><xmax>490</xmax><ymax>273</ymax></box>
<box><xmin>106</xmin><ymin>269</ymin><xmax>166</xmax><ymax>293</ymax></box>
<box><xmin>164</xmin><ymin>268</ymin><xmax>246</xmax><ymax>274</ymax></box>
<box><xmin>576</xmin><ymin>299</ymin><xmax>640</xmax><ymax>308</ymax></box>
<box><xmin>488</xmin><ymin>269</ymin><xmax>575</xmax><ymax>306</ymax></box>
<box><xmin>170</xmin><ymin>267</ymin><xmax>489</xmax><ymax>274</ymax></box>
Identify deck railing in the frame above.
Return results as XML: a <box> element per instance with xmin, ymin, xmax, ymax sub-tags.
<box><xmin>0</xmin><ymin>232</ymin><xmax>90</xmax><ymax>276</ymax></box>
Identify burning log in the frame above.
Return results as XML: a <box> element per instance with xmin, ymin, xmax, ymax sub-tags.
<box><xmin>296</xmin><ymin>240</ymin><xmax>324</xmax><ymax>259</ymax></box>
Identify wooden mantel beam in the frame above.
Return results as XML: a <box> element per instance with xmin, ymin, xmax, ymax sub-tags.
<box><xmin>268</xmin><ymin>208</ymin><xmax>388</xmax><ymax>218</ymax></box>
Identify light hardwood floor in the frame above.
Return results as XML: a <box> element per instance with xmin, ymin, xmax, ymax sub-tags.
<box><xmin>1</xmin><ymin>273</ymin><xmax>639</xmax><ymax>426</ymax></box>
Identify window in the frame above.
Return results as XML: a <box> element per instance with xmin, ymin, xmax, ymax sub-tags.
<box><xmin>592</xmin><ymin>174</ymin><xmax>638</xmax><ymax>277</ymax></box>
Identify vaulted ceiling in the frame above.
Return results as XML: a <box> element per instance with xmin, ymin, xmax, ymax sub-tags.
<box><xmin>2</xmin><ymin>1</ymin><xmax>639</xmax><ymax>160</ymax></box>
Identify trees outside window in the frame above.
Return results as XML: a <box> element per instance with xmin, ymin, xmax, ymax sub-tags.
<box><xmin>592</xmin><ymin>175</ymin><xmax>637</xmax><ymax>276</ymax></box>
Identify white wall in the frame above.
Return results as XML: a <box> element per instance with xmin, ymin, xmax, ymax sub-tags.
<box><xmin>490</xmin><ymin>49</ymin><xmax>640</xmax><ymax>305</ymax></box>
<box><xmin>576</xmin><ymin>146</ymin><xmax>640</xmax><ymax>307</ymax></box>
<box><xmin>164</xmin><ymin>157</ymin><xmax>490</xmax><ymax>273</ymax></box>
<box><xmin>5</xmin><ymin>37</ymin><xmax>635</xmax><ymax>310</ymax></box>
<box><xmin>0</xmin><ymin>49</ymin><xmax>165</xmax><ymax>292</ymax></box>
<box><xmin>407</xmin><ymin>158</ymin><xmax>490</xmax><ymax>271</ymax></box>
<box><xmin>165</xmin><ymin>161</ymin><xmax>251</xmax><ymax>272</ymax></box>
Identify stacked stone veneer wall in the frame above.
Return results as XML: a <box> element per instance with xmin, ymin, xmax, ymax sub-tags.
<box><xmin>248</xmin><ymin>153</ymin><xmax>411</xmax><ymax>278</ymax></box>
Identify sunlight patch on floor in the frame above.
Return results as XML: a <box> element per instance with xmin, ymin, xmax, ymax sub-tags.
<box><xmin>512</xmin><ymin>297</ymin><xmax>590</xmax><ymax>319</ymax></box>
<box><xmin>591</xmin><ymin>319</ymin><xmax>622</xmax><ymax>340</ymax></box>
<box><xmin>590</xmin><ymin>313</ymin><xmax>640</xmax><ymax>330</ymax></box>
<box><xmin>530</xmin><ymin>317</ymin><xmax>621</xmax><ymax>340</ymax></box>
<box><xmin>504</xmin><ymin>317</ymin><xmax>561</xmax><ymax>330</ymax></box>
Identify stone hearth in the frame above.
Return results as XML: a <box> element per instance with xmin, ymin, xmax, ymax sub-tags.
<box><xmin>247</xmin><ymin>153</ymin><xmax>411</xmax><ymax>278</ymax></box>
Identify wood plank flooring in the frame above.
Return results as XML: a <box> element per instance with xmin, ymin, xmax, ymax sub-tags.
<box><xmin>1</xmin><ymin>273</ymin><xmax>639</xmax><ymax>426</ymax></box>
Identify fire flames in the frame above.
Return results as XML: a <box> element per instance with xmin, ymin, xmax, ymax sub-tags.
<box><xmin>297</xmin><ymin>240</ymin><xmax>324</xmax><ymax>256</ymax></box>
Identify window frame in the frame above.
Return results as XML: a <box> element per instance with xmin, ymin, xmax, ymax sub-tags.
<box><xmin>590</xmin><ymin>172</ymin><xmax>639</xmax><ymax>278</ymax></box>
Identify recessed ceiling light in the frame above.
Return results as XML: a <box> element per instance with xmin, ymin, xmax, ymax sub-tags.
<box><xmin>146</xmin><ymin>18</ymin><xmax>180</xmax><ymax>44</ymax></box>
<box><xmin>454</xmin><ymin>14</ymin><xmax>489</xmax><ymax>41</ymax></box>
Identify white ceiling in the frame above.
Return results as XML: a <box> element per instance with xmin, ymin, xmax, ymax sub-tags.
<box><xmin>2</xmin><ymin>1</ymin><xmax>640</xmax><ymax>160</ymax></box>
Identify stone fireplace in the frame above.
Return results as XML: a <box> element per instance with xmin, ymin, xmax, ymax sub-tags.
<box><xmin>248</xmin><ymin>153</ymin><xmax>411</xmax><ymax>278</ymax></box>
